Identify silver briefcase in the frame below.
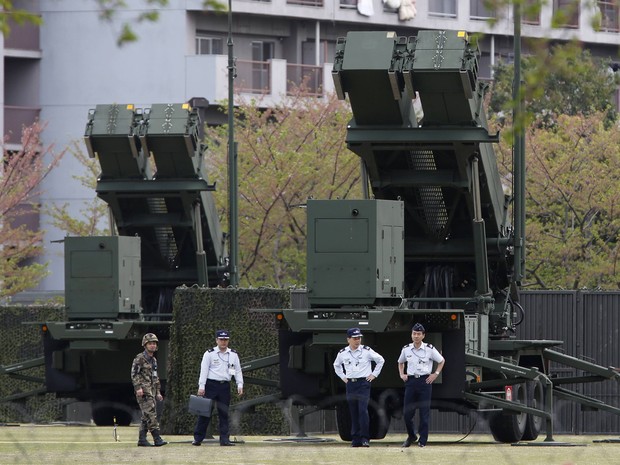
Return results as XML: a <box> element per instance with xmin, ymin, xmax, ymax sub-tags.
<box><xmin>188</xmin><ymin>394</ymin><xmax>213</xmax><ymax>417</ymax></box>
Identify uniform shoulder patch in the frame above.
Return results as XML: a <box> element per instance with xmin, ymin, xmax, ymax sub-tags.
<box><xmin>363</xmin><ymin>345</ymin><xmax>371</xmax><ymax>350</ymax></box>
<box><xmin>207</xmin><ymin>348</ymin><xmax>215</xmax><ymax>353</ymax></box>
<box><xmin>403</xmin><ymin>343</ymin><xmax>411</xmax><ymax>349</ymax></box>
<box><xmin>427</xmin><ymin>343</ymin><xmax>434</xmax><ymax>349</ymax></box>
<box><xmin>230</xmin><ymin>349</ymin><xmax>237</xmax><ymax>354</ymax></box>
<box><xmin>338</xmin><ymin>347</ymin><xmax>346</xmax><ymax>353</ymax></box>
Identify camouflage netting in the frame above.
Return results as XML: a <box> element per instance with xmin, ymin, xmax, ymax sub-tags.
<box><xmin>161</xmin><ymin>287</ymin><xmax>290</xmax><ymax>436</ymax></box>
<box><xmin>0</xmin><ymin>306</ymin><xmax>66</xmax><ymax>423</ymax></box>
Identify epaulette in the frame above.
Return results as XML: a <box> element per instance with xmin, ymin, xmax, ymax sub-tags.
<box><xmin>339</xmin><ymin>347</ymin><xmax>346</xmax><ymax>353</ymax></box>
<box><xmin>427</xmin><ymin>343</ymin><xmax>434</xmax><ymax>349</ymax></box>
<box><xmin>403</xmin><ymin>343</ymin><xmax>411</xmax><ymax>348</ymax></box>
<box><xmin>230</xmin><ymin>349</ymin><xmax>237</xmax><ymax>353</ymax></box>
<box><xmin>363</xmin><ymin>345</ymin><xmax>371</xmax><ymax>350</ymax></box>
<box><xmin>207</xmin><ymin>348</ymin><xmax>214</xmax><ymax>353</ymax></box>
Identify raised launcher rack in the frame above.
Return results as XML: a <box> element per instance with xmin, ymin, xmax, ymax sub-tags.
<box><xmin>84</xmin><ymin>102</ymin><xmax>228</xmax><ymax>316</ymax></box>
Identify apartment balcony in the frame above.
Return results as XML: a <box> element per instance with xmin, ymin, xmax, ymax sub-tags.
<box><xmin>3</xmin><ymin>105</ymin><xmax>41</xmax><ymax>146</ymax></box>
<box><xmin>185</xmin><ymin>55</ymin><xmax>334</xmax><ymax>107</ymax></box>
<box><xmin>4</xmin><ymin>15</ymin><xmax>41</xmax><ymax>58</ymax></box>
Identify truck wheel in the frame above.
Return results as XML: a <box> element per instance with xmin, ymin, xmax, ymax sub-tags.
<box><xmin>335</xmin><ymin>401</ymin><xmax>352</xmax><ymax>441</ymax></box>
<box><xmin>369</xmin><ymin>405</ymin><xmax>390</xmax><ymax>439</ymax></box>
<box><xmin>521</xmin><ymin>380</ymin><xmax>544</xmax><ymax>441</ymax></box>
<box><xmin>335</xmin><ymin>397</ymin><xmax>391</xmax><ymax>441</ymax></box>
<box><xmin>369</xmin><ymin>389</ymin><xmax>395</xmax><ymax>440</ymax></box>
<box><xmin>488</xmin><ymin>384</ymin><xmax>526</xmax><ymax>443</ymax></box>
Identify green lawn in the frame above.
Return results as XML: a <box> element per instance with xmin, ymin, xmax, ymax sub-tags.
<box><xmin>0</xmin><ymin>425</ymin><xmax>619</xmax><ymax>465</ymax></box>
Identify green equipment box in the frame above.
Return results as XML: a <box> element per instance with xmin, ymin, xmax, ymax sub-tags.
<box><xmin>64</xmin><ymin>236</ymin><xmax>141</xmax><ymax>319</ymax></box>
<box><xmin>307</xmin><ymin>199</ymin><xmax>404</xmax><ymax>307</ymax></box>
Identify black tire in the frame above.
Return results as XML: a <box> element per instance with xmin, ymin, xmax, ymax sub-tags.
<box><xmin>336</xmin><ymin>395</ymin><xmax>391</xmax><ymax>441</ymax></box>
<box><xmin>369</xmin><ymin>402</ymin><xmax>390</xmax><ymax>439</ymax></box>
<box><xmin>488</xmin><ymin>383</ymin><xmax>527</xmax><ymax>443</ymax></box>
<box><xmin>91</xmin><ymin>401</ymin><xmax>133</xmax><ymax>426</ymax></box>
<box><xmin>335</xmin><ymin>401</ymin><xmax>352</xmax><ymax>441</ymax></box>
<box><xmin>521</xmin><ymin>380</ymin><xmax>544</xmax><ymax>441</ymax></box>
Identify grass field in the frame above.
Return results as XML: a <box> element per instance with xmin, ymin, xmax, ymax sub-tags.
<box><xmin>1</xmin><ymin>424</ymin><xmax>619</xmax><ymax>465</ymax></box>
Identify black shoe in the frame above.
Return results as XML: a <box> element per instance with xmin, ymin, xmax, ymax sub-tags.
<box><xmin>418</xmin><ymin>443</ymin><xmax>426</xmax><ymax>448</ymax></box>
<box><xmin>351</xmin><ymin>442</ymin><xmax>362</xmax><ymax>448</ymax></box>
<box><xmin>361</xmin><ymin>441</ymin><xmax>370</xmax><ymax>447</ymax></box>
<box><xmin>220</xmin><ymin>441</ymin><xmax>235</xmax><ymax>446</ymax></box>
<box><xmin>191</xmin><ymin>440</ymin><xmax>201</xmax><ymax>446</ymax></box>
<box><xmin>401</xmin><ymin>435</ymin><xmax>418</xmax><ymax>448</ymax></box>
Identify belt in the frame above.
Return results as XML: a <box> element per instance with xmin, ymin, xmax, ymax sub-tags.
<box><xmin>207</xmin><ymin>379</ymin><xmax>230</xmax><ymax>384</ymax></box>
<box><xmin>347</xmin><ymin>378</ymin><xmax>366</xmax><ymax>382</ymax></box>
<box><xmin>412</xmin><ymin>374</ymin><xmax>429</xmax><ymax>379</ymax></box>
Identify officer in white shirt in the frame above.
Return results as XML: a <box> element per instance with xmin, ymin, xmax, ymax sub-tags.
<box><xmin>333</xmin><ymin>327</ymin><xmax>385</xmax><ymax>447</ymax></box>
<box><xmin>192</xmin><ymin>330</ymin><xmax>244</xmax><ymax>446</ymax></box>
<box><xmin>398</xmin><ymin>322</ymin><xmax>445</xmax><ymax>448</ymax></box>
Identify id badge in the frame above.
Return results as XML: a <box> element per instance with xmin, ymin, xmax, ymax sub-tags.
<box><xmin>228</xmin><ymin>367</ymin><xmax>236</xmax><ymax>376</ymax></box>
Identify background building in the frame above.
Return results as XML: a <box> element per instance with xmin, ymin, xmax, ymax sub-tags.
<box><xmin>1</xmin><ymin>0</ymin><xmax>619</xmax><ymax>293</ymax></box>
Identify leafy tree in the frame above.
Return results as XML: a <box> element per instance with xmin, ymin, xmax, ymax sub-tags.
<box><xmin>46</xmin><ymin>143</ymin><xmax>109</xmax><ymax>237</ymax></box>
<box><xmin>490</xmin><ymin>44</ymin><xmax>619</xmax><ymax>128</ymax></box>
<box><xmin>0</xmin><ymin>123</ymin><xmax>64</xmax><ymax>297</ymax></box>
<box><xmin>494</xmin><ymin>111</ymin><xmax>620</xmax><ymax>289</ymax></box>
<box><xmin>205</xmin><ymin>90</ymin><xmax>361</xmax><ymax>287</ymax></box>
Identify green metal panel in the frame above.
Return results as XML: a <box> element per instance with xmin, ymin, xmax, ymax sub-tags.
<box><xmin>84</xmin><ymin>103</ymin><xmax>147</xmax><ymax>179</ymax></box>
<box><xmin>89</xmin><ymin>103</ymin><xmax>136</xmax><ymax>136</ymax></box>
<box><xmin>64</xmin><ymin>236</ymin><xmax>141</xmax><ymax>319</ymax></box>
<box><xmin>334</xmin><ymin>31</ymin><xmax>413</xmax><ymax>126</ymax></box>
<box><xmin>142</xmin><ymin>103</ymin><xmax>200</xmax><ymax>179</ymax></box>
<box><xmin>307</xmin><ymin>199</ymin><xmax>403</xmax><ymax>307</ymax></box>
<box><xmin>408</xmin><ymin>30</ymin><xmax>480</xmax><ymax>125</ymax></box>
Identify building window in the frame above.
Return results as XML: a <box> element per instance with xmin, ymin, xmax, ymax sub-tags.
<box><xmin>236</xmin><ymin>41</ymin><xmax>275</xmax><ymax>93</ymax></box>
<box><xmin>598</xmin><ymin>1</ymin><xmax>619</xmax><ymax>32</ymax></box>
<box><xmin>195</xmin><ymin>34</ymin><xmax>224</xmax><ymax>55</ymax></box>
<box><xmin>470</xmin><ymin>0</ymin><xmax>497</xmax><ymax>20</ymax></box>
<box><xmin>339</xmin><ymin>0</ymin><xmax>356</xmax><ymax>7</ymax></box>
<box><xmin>429</xmin><ymin>0</ymin><xmax>456</xmax><ymax>18</ymax></box>
<box><xmin>553</xmin><ymin>0</ymin><xmax>579</xmax><ymax>28</ymax></box>
<box><xmin>523</xmin><ymin>0</ymin><xmax>542</xmax><ymax>25</ymax></box>
<box><xmin>287</xmin><ymin>0</ymin><xmax>324</xmax><ymax>5</ymax></box>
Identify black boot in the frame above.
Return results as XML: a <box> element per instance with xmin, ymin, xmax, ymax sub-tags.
<box><xmin>151</xmin><ymin>429</ymin><xmax>168</xmax><ymax>447</ymax></box>
<box><xmin>137</xmin><ymin>422</ymin><xmax>153</xmax><ymax>447</ymax></box>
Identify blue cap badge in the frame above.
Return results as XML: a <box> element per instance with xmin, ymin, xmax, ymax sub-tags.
<box><xmin>347</xmin><ymin>327</ymin><xmax>363</xmax><ymax>338</ymax></box>
<box><xmin>412</xmin><ymin>323</ymin><xmax>426</xmax><ymax>333</ymax></box>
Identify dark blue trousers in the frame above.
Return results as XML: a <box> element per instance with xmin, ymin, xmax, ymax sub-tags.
<box><xmin>193</xmin><ymin>380</ymin><xmax>231</xmax><ymax>444</ymax></box>
<box><xmin>346</xmin><ymin>379</ymin><xmax>371</xmax><ymax>444</ymax></box>
<box><xmin>403</xmin><ymin>376</ymin><xmax>433</xmax><ymax>445</ymax></box>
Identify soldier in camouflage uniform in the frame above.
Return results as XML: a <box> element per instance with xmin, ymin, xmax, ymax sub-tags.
<box><xmin>131</xmin><ymin>333</ymin><xmax>168</xmax><ymax>447</ymax></box>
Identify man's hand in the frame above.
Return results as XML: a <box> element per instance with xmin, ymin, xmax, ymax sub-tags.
<box><xmin>366</xmin><ymin>374</ymin><xmax>376</xmax><ymax>382</ymax></box>
<box><xmin>237</xmin><ymin>386</ymin><xmax>244</xmax><ymax>396</ymax></box>
<box><xmin>197</xmin><ymin>388</ymin><xmax>205</xmax><ymax>396</ymax></box>
<box><xmin>136</xmin><ymin>388</ymin><xmax>144</xmax><ymax>397</ymax></box>
<box><xmin>399</xmin><ymin>373</ymin><xmax>408</xmax><ymax>382</ymax></box>
<box><xmin>156</xmin><ymin>393</ymin><xmax>163</xmax><ymax>401</ymax></box>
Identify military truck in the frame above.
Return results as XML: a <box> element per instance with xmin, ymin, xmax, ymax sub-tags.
<box><xmin>41</xmin><ymin>102</ymin><xmax>228</xmax><ymax>425</ymax></box>
<box><xmin>262</xmin><ymin>30</ymin><xmax>620</xmax><ymax>442</ymax></box>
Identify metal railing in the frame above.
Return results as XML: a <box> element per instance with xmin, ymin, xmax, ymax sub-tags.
<box><xmin>4</xmin><ymin>16</ymin><xmax>40</xmax><ymax>51</ymax></box>
<box><xmin>286</xmin><ymin>63</ymin><xmax>323</xmax><ymax>96</ymax></box>
<box><xmin>236</xmin><ymin>59</ymin><xmax>272</xmax><ymax>94</ymax></box>
<box><xmin>3</xmin><ymin>105</ymin><xmax>41</xmax><ymax>144</ymax></box>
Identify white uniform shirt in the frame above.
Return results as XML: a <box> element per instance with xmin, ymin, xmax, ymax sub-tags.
<box><xmin>198</xmin><ymin>347</ymin><xmax>244</xmax><ymax>389</ymax></box>
<box><xmin>333</xmin><ymin>345</ymin><xmax>385</xmax><ymax>380</ymax></box>
<box><xmin>398</xmin><ymin>342</ymin><xmax>444</xmax><ymax>376</ymax></box>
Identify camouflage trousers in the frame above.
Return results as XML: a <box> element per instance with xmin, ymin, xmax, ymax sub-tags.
<box><xmin>136</xmin><ymin>394</ymin><xmax>159</xmax><ymax>431</ymax></box>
